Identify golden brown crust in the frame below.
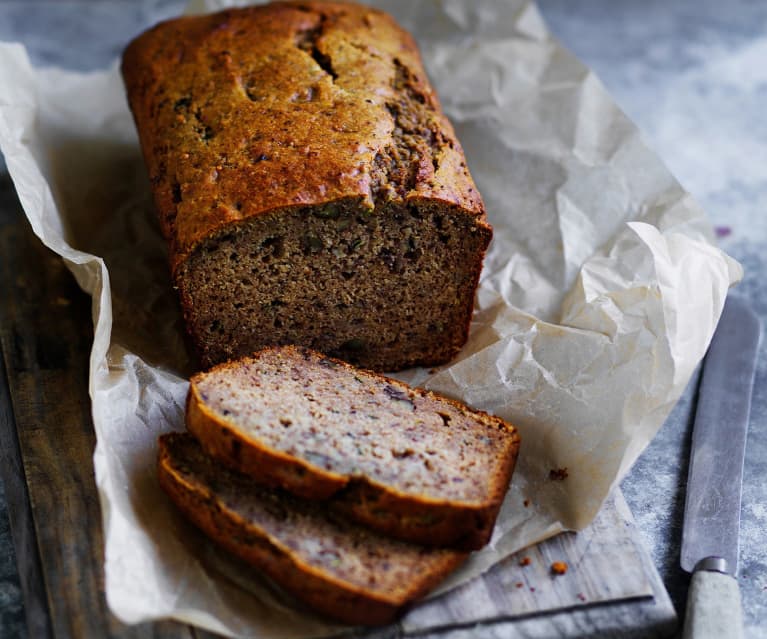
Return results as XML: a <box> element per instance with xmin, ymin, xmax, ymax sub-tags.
<box><xmin>158</xmin><ymin>433</ymin><xmax>467</xmax><ymax>625</ymax></box>
<box><xmin>334</xmin><ymin>436</ymin><xmax>520</xmax><ymax>549</ymax></box>
<box><xmin>122</xmin><ymin>2</ymin><xmax>491</xmax><ymax>372</ymax></box>
<box><xmin>187</xmin><ymin>345</ymin><xmax>521</xmax><ymax>550</ymax></box>
<box><xmin>121</xmin><ymin>2</ymin><xmax>487</xmax><ymax>276</ymax></box>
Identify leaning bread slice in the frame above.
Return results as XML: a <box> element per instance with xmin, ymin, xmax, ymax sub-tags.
<box><xmin>158</xmin><ymin>433</ymin><xmax>466</xmax><ymax>625</ymax></box>
<box><xmin>186</xmin><ymin>345</ymin><xmax>521</xmax><ymax>550</ymax></box>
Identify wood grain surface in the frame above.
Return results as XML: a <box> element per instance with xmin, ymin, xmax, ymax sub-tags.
<box><xmin>0</xmin><ymin>174</ymin><xmax>204</xmax><ymax>638</ymax></box>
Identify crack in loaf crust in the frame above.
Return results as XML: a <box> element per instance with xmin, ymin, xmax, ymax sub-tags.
<box><xmin>122</xmin><ymin>1</ymin><xmax>491</xmax><ymax>370</ymax></box>
<box><xmin>158</xmin><ymin>433</ymin><xmax>468</xmax><ymax>625</ymax></box>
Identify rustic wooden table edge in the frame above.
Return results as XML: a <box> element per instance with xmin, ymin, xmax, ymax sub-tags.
<box><xmin>0</xmin><ymin>186</ymin><xmax>203</xmax><ymax>638</ymax></box>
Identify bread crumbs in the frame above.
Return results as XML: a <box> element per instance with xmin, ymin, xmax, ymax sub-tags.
<box><xmin>549</xmin><ymin>467</ymin><xmax>569</xmax><ymax>481</ymax></box>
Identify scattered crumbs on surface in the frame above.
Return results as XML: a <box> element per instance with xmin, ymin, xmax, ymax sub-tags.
<box><xmin>428</xmin><ymin>368</ymin><xmax>437</xmax><ymax>375</ymax></box>
<box><xmin>529</xmin><ymin>587</ymin><xmax>536</xmax><ymax>592</ymax></box>
<box><xmin>523</xmin><ymin>499</ymin><xmax>530</xmax><ymax>507</ymax></box>
<box><xmin>577</xmin><ymin>593</ymin><xmax>587</xmax><ymax>602</ymax></box>
<box><xmin>519</xmin><ymin>556</ymin><xmax>531</xmax><ymax>567</ymax></box>
<box><xmin>715</xmin><ymin>225</ymin><xmax>732</xmax><ymax>238</ymax></box>
<box><xmin>551</xmin><ymin>561</ymin><xmax>568</xmax><ymax>575</ymax></box>
<box><xmin>515</xmin><ymin>582</ymin><xmax>524</xmax><ymax>588</ymax></box>
<box><xmin>549</xmin><ymin>467</ymin><xmax>569</xmax><ymax>481</ymax></box>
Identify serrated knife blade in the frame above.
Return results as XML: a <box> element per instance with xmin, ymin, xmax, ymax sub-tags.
<box><xmin>681</xmin><ymin>295</ymin><xmax>761</xmax><ymax>639</ymax></box>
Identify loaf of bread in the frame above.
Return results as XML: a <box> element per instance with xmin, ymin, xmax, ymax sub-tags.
<box><xmin>158</xmin><ymin>432</ymin><xmax>467</xmax><ymax>625</ymax></box>
<box><xmin>186</xmin><ymin>345</ymin><xmax>521</xmax><ymax>550</ymax></box>
<box><xmin>122</xmin><ymin>2</ymin><xmax>491</xmax><ymax>371</ymax></box>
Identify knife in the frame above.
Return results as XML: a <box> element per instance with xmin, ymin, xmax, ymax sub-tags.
<box><xmin>681</xmin><ymin>295</ymin><xmax>761</xmax><ymax>639</ymax></box>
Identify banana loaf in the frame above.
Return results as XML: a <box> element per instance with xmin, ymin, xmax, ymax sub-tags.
<box><xmin>158</xmin><ymin>432</ymin><xmax>467</xmax><ymax>625</ymax></box>
<box><xmin>122</xmin><ymin>2</ymin><xmax>491</xmax><ymax>371</ymax></box>
<box><xmin>186</xmin><ymin>345</ymin><xmax>521</xmax><ymax>550</ymax></box>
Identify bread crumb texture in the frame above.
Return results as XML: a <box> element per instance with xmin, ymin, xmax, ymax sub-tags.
<box><xmin>188</xmin><ymin>346</ymin><xmax>521</xmax><ymax>549</ymax></box>
<box><xmin>158</xmin><ymin>432</ymin><xmax>467</xmax><ymax>625</ymax></box>
<box><xmin>193</xmin><ymin>345</ymin><xmax>517</xmax><ymax>501</ymax></box>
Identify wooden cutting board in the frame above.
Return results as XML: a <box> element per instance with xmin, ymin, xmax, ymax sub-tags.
<box><xmin>0</xmin><ymin>174</ymin><xmax>676</xmax><ymax>638</ymax></box>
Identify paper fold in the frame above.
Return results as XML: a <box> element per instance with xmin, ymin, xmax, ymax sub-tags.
<box><xmin>0</xmin><ymin>1</ymin><xmax>740</xmax><ymax>637</ymax></box>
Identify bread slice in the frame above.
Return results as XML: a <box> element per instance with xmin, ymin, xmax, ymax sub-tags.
<box><xmin>186</xmin><ymin>345</ymin><xmax>521</xmax><ymax>550</ymax></box>
<box><xmin>158</xmin><ymin>433</ymin><xmax>467</xmax><ymax>625</ymax></box>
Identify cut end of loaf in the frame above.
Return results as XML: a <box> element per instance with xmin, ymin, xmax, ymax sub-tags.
<box><xmin>123</xmin><ymin>2</ymin><xmax>492</xmax><ymax>373</ymax></box>
<box><xmin>177</xmin><ymin>199</ymin><xmax>491</xmax><ymax>371</ymax></box>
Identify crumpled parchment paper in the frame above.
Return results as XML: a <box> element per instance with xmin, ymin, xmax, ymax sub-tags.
<box><xmin>0</xmin><ymin>0</ymin><xmax>742</xmax><ymax>636</ymax></box>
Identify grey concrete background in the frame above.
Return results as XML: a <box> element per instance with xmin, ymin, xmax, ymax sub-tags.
<box><xmin>0</xmin><ymin>1</ymin><xmax>765</xmax><ymax>637</ymax></box>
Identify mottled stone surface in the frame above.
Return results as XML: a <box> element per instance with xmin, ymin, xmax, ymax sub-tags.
<box><xmin>1</xmin><ymin>1</ymin><xmax>766</xmax><ymax>637</ymax></box>
<box><xmin>0</xmin><ymin>0</ymin><xmax>182</xmax><ymax>71</ymax></box>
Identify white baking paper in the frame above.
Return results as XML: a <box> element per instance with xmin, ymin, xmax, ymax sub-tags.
<box><xmin>0</xmin><ymin>0</ymin><xmax>742</xmax><ymax>636</ymax></box>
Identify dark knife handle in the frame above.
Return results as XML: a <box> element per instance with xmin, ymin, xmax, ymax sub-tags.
<box><xmin>683</xmin><ymin>559</ymin><xmax>743</xmax><ymax>639</ymax></box>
